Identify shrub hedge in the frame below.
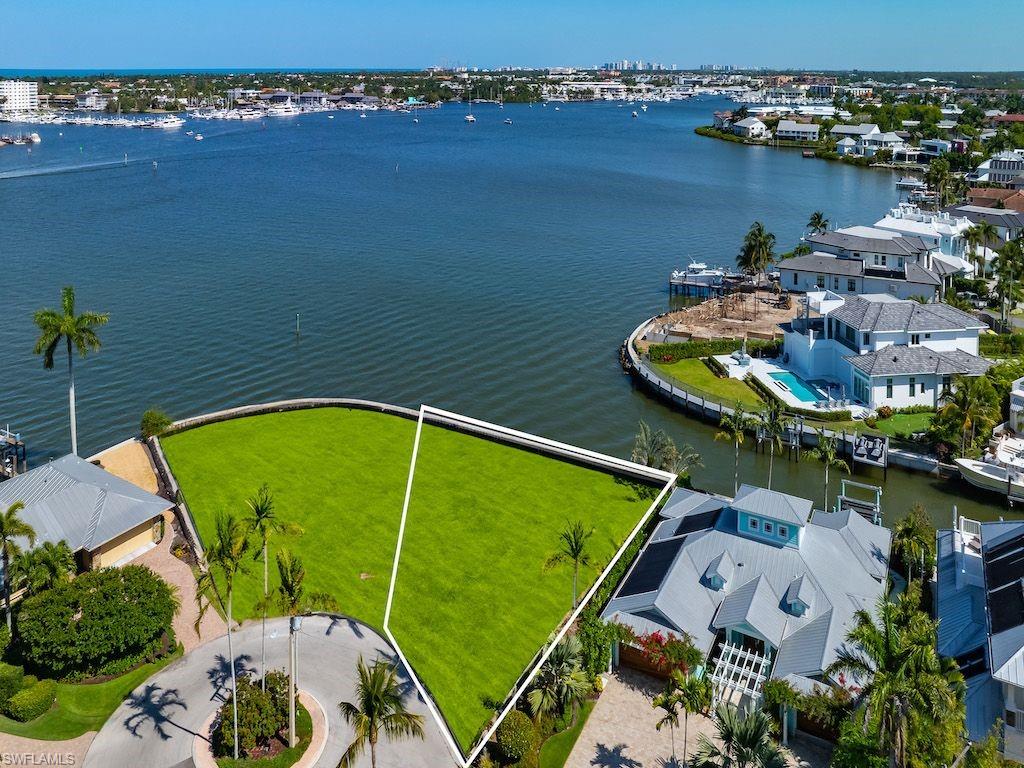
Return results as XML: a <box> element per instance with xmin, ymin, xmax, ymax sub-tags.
<box><xmin>5</xmin><ymin>679</ymin><xmax>57</xmax><ymax>722</ymax></box>
<box><xmin>648</xmin><ymin>338</ymin><xmax>781</xmax><ymax>363</ymax></box>
<box><xmin>497</xmin><ymin>710</ymin><xmax>537</xmax><ymax>763</ymax></box>
<box><xmin>0</xmin><ymin>663</ymin><xmax>24</xmax><ymax>709</ymax></box>
<box><xmin>744</xmin><ymin>374</ymin><xmax>853</xmax><ymax>422</ymax></box>
<box><xmin>980</xmin><ymin>333</ymin><xmax>1024</xmax><ymax>356</ymax></box>
<box><xmin>16</xmin><ymin>565</ymin><xmax>177</xmax><ymax>678</ymax></box>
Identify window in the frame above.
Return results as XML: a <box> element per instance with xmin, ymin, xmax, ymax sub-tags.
<box><xmin>764</xmin><ymin>521</ymin><xmax>774</xmax><ymax>534</ymax></box>
<box><xmin>778</xmin><ymin>525</ymin><xmax>788</xmax><ymax>539</ymax></box>
<box><xmin>873</xmin><ymin>254</ymin><xmax>880</xmax><ymax>266</ymax></box>
<box><xmin>880</xmin><ymin>255</ymin><xmax>887</xmax><ymax>266</ymax></box>
<box><xmin>942</xmin><ymin>375</ymin><xmax>951</xmax><ymax>393</ymax></box>
<box><xmin>925</xmin><ymin>333</ymin><xmax>931</xmax><ymax>339</ymax></box>
<box><xmin>909</xmin><ymin>376</ymin><xmax>916</xmax><ymax>396</ymax></box>
<box><xmin>862</xmin><ymin>332</ymin><xmax>870</xmax><ymax>345</ymax></box>
<box><xmin>848</xmin><ymin>279</ymin><xmax>857</xmax><ymax>292</ymax></box>
<box><xmin>898</xmin><ymin>257</ymin><xmax>904</xmax><ymax>269</ymax></box>
<box><xmin>920</xmin><ymin>381</ymin><xmax>925</xmax><ymax>394</ymax></box>
<box><xmin>886</xmin><ymin>378</ymin><xmax>893</xmax><ymax>398</ymax></box>
<box><xmin>911</xmin><ymin>334</ymin><xmax>920</xmax><ymax>345</ymax></box>
<box><xmin>748</xmin><ymin>517</ymin><xmax>759</xmax><ymax>531</ymax></box>
<box><xmin>793</xmin><ymin>272</ymin><xmax>798</xmax><ymax>286</ymax></box>
<box><xmin>833</xmin><ymin>277</ymin><xmax>840</xmax><ymax>290</ymax></box>
<box><xmin>816</xmin><ymin>274</ymin><xmax>825</xmax><ymax>288</ymax></box>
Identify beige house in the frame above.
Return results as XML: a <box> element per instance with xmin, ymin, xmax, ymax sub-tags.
<box><xmin>0</xmin><ymin>454</ymin><xmax>172</xmax><ymax>576</ymax></box>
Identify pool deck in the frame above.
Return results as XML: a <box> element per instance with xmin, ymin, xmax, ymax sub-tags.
<box><xmin>713</xmin><ymin>355</ymin><xmax>870</xmax><ymax>418</ymax></box>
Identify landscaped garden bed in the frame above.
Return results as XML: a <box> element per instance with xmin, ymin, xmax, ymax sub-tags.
<box><xmin>161</xmin><ymin>406</ymin><xmax>659</xmax><ymax>757</ymax></box>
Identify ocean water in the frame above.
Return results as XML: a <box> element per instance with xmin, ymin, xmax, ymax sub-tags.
<box><xmin>0</xmin><ymin>97</ymin><xmax>1008</xmax><ymax>523</ymax></box>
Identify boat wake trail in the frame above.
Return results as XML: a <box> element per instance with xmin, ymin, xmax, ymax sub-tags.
<box><xmin>0</xmin><ymin>158</ymin><xmax>142</xmax><ymax>180</ymax></box>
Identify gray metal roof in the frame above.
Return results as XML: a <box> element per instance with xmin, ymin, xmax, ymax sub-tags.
<box><xmin>830</xmin><ymin>123</ymin><xmax>879</xmax><ymax>136</ymax></box>
<box><xmin>602</xmin><ymin>487</ymin><xmax>891</xmax><ymax>681</ymax></box>
<box><xmin>829</xmin><ymin>295</ymin><xmax>984</xmax><ymax>332</ymax></box>
<box><xmin>0</xmin><ymin>454</ymin><xmax>171</xmax><ymax>553</ymax></box>
<box><xmin>786</xmin><ymin>574</ymin><xmax>816</xmax><ymax>610</ymax></box>
<box><xmin>945</xmin><ymin>205</ymin><xmax>1024</xmax><ymax>229</ymax></box>
<box><xmin>806</xmin><ymin>230</ymin><xmax>930</xmax><ymax>258</ymax></box>
<box><xmin>733</xmin><ymin>484</ymin><xmax>812</xmax><ymax>526</ymax></box>
<box><xmin>844</xmin><ymin>345</ymin><xmax>993</xmax><ymax>377</ymax></box>
<box><xmin>781</xmin><ymin>253</ymin><xmax>863</xmax><ymax>277</ymax></box>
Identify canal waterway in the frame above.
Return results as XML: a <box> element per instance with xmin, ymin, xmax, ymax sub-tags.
<box><xmin>0</xmin><ymin>96</ymin><xmax>1012</xmax><ymax>525</ymax></box>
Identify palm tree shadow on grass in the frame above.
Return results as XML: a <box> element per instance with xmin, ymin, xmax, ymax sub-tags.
<box><xmin>123</xmin><ymin>684</ymin><xmax>193</xmax><ymax>741</ymax></box>
<box><xmin>590</xmin><ymin>743</ymin><xmax>642</xmax><ymax>768</ymax></box>
<box><xmin>206</xmin><ymin>652</ymin><xmax>255</xmax><ymax>703</ymax></box>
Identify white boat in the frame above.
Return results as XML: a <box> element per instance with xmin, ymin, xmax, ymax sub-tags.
<box><xmin>896</xmin><ymin>176</ymin><xmax>927</xmax><ymax>190</ymax></box>
<box><xmin>28</xmin><ymin>132</ymin><xmax>41</xmax><ymax>143</ymax></box>
<box><xmin>504</xmin><ymin>118</ymin><xmax>513</xmax><ymax>125</ymax></box>
<box><xmin>194</xmin><ymin>133</ymin><xmax>204</xmax><ymax>141</ymax></box>
<box><xmin>670</xmin><ymin>260</ymin><xmax>736</xmax><ymax>286</ymax></box>
<box><xmin>327</xmin><ymin>115</ymin><xmax>334</xmax><ymax>119</ymax></box>
<box><xmin>186</xmin><ymin>130</ymin><xmax>194</xmax><ymax>136</ymax></box>
<box><xmin>631</xmin><ymin>111</ymin><xmax>638</xmax><ymax>118</ymax></box>
<box><xmin>956</xmin><ymin>458</ymin><xmax>1024</xmax><ymax>496</ymax></box>
<box><xmin>641</xmin><ymin>104</ymin><xmax>648</xmax><ymax>112</ymax></box>
<box><xmin>464</xmin><ymin>114</ymin><xmax>476</xmax><ymax>123</ymax></box>
<box><xmin>360</xmin><ymin>112</ymin><xmax>367</xmax><ymax>119</ymax></box>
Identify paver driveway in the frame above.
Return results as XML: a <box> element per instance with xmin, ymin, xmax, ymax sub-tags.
<box><xmin>84</xmin><ymin>615</ymin><xmax>456</xmax><ymax>768</ymax></box>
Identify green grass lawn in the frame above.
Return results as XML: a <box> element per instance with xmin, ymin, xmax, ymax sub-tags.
<box><xmin>0</xmin><ymin>649</ymin><xmax>181</xmax><ymax>740</ymax></box>
<box><xmin>874</xmin><ymin>412</ymin><xmax>934</xmax><ymax>438</ymax></box>
<box><xmin>652</xmin><ymin>359</ymin><xmax>762</xmax><ymax>409</ymax></box>
<box><xmin>162</xmin><ymin>408</ymin><xmax>653</xmax><ymax>756</ymax></box>
<box><xmin>539</xmin><ymin>699</ymin><xmax>597</xmax><ymax>768</ymax></box>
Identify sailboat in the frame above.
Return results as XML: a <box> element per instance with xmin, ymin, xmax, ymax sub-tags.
<box><xmin>464</xmin><ymin>98</ymin><xmax>475</xmax><ymax>123</ymax></box>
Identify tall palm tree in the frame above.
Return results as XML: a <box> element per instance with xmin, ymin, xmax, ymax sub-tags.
<box><xmin>737</xmin><ymin>222</ymin><xmax>777</xmax><ymax>283</ymax></box>
<box><xmin>0</xmin><ymin>502</ymin><xmax>35</xmax><ymax>633</ymax></box>
<box><xmin>892</xmin><ymin>504</ymin><xmax>935</xmax><ymax>583</ymax></box>
<box><xmin>967</xmin><ymin>220</ymin><xmax>1000</xmax><ymax>279</ymax></box>
<box><xmin>32</xmin><ymin>286</ymin><xmax>109</xmax><ymax>456</ymax></box>
<box><xmin>243</xmin><ymin>484</ymin><xmax>302</xmax><ymax>691</ymax></box>
<box><xmin>807</xmin><ymin>211</ymin><xmax>829</xmax><ymax>235</ymax></box>
<box><xmin>631</xmin><ymin>421</ymin><xmax>702</xmax><ymax>481</ymax></box>
<box><xmin>271</xmin><ymin>549</ymin><xmax>338</xmax><ymax>747</ymax></box>
<box><xmin>938</xmin><ymin>375</ymin><xmax>998</xmax><ymax>457</ymax></box>
<box><xmin>545</xmin><ymin>521</ymin><xmax>593</xmax><ymax>609</ymax></box>
<box><xmin>692</xmin><ymin>703</ymin><xmax>787</xmax><ymax>768</ymax></box>
<box><xmin>338</xmin><ymin>656</ymin><xmax>425</xmax><ymax>768</ymax></box>
<box><xmin>804</xmin><ymin>430</ymin><xmax>849</xmax><ymax>512</ymax></box>
<box><xmin>758</xmin><ymin>401</ymin><xmax>790</xmax><ymax>491</ymax></box>
<box><xmin>653</xmin><ymin>669</ymin><xmax>712</xmax><ymax>764</ymax></box>
<box><xmin>827</xmin><ymin>589</ymin><xmax>960</xmax><ymax>768</ymax></box>
<box><xmin>528</xmin><ymin>635</ymin><xmax>590</xmax><ymax>724</ymax></box>
<box><xmin>195</xmin><ymin>513</ymin><xmax>251</xmax><ymax>760</ymax></box>
<box><xmin>716</xmin><ymin>406</ymin><xmax>753</xmax><ymax>496</ymax></box>
<box><xmin>994</xmin><ymin>238</ymin><xmax>1023</xmax><ymax>327</ymax></box>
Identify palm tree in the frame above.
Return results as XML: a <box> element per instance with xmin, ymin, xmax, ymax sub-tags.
<box><xmin>195</xmin><ymin>513</ymin><xmax>251</xmax><ymax>760</ymax></box>
<box><xmin>631</xmin><ymin>421</ymin><xmax>702</xmax><ymax>481</ymax></box>
<box><xmin>938</xmin><ymin>375</ymin><xmax>998</xmax><ymax>457</ymax></box>
<box><xmin>12</xmin><ymin>540</ymin><xmax>74</xmax><ymax>596</ymax></box>
<box><xmin>243</xmin><ymin>484</ymin><xmax>302</xmax><ymax>691</ymax></box>
<box><xmin>0</xmin><ymin>502</ymin><xmax>35</xmax><ymax>633</ymax></box>
<box><xmin>545</xmin><ymin>521</ymin><xmax>593</xmax><ymax>609</ymax></box>
<box><xmin>737</xmin><ymin>222</ymin><xmax>777</xmax><ymax>284</ymax></box>
<box><xmin>807</xmin><ymin>211</ymin><xmax>829</xmax><ymax>235</ymax></box>
<box><xmin>527</xmin><ymin>635</ymin><xmax>590</xmax><ymax>724</ymax></box>
<box><xmin>271</xmin><ymin>549</ymin><xmax>338</xmax><ymax>746</ymax></box>
<box><xmin>692</xmin><ymin>703</ymin><xmax>787</xmax><ymax>768</ymax></box>
<box><xmin>892</xmin><ymin>504</ymin><xmax>935</xmax><ymax>583</ymax></box>
<box><xmin>758</xmin><ymin>401</ymin><xmax>790</xmax><ymax>491</ymax></box>
<box><xmin>804</xmin><ymin>430</ymin><xmax>849</xmax><ymax>512</ymax></box>
<box><xmin>827</xmin><ymin>589</ymin><xmax>959</xmax><ymax>768</ymax></box>
<box><xmin>994</xmin><ymin>238</ymin><xmax>1023</xmax><ymax>327</ymax></box>
<box><xmin>338</xmin><ymin>656</ymin><xmax>425</xmax><ymax>768</ymax></box>
<box><xmin>715</xmin><ymin>406</ymin><xmax>753</xmax><ymax>496</ymax></box>
<box><xmin>654</xmin><ymin>669</ymin><xmax>712</xmax><ymax>764</ymax></box>
<box><xmin>966</xmin><ymin>220</ymin><xmax>999</xmax><ymax>279</ymax></box>
<box><xmin>32</xmin><ymin>286</ymin><xmax>109</xmax><ymax>456</ymax></box>
<box><xmin>925</xmin><ymin>158</ymin><xmax>951</xmax><ymax>208</ymax></box>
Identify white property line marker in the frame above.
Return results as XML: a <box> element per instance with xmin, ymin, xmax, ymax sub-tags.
<box><xmin>383</xmin><ymin>404</ymin><xmax>677</xmax><ymax>767</ymax></box>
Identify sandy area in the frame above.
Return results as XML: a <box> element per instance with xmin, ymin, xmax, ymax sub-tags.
<box><xmin>0</xmin><ymin>731</ymin><xmax>95</xmax><ymax>768</ymax></box>
<box><xmin>638</xmin><ymin>290</ymin><xmax>800</xmax><ymax>352</ymax></box>
<box><xmin>90</xmin><ymin>438</ymin><xmax>160</xmax><ymax>494</ymax></box>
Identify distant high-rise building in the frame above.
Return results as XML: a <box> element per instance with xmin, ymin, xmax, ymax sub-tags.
<box><xmin>0</xmin><ymin>80</ymin><xmax>39</xmax><ymax>112</ymax></box>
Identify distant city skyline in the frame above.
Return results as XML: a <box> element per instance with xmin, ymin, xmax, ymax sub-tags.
<box><xmin>3</xmin><ymin>0</ymin><xmax>1020</xmax><ymax>72</ymax></box>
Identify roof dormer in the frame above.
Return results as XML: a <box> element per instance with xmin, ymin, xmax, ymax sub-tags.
<box><xmin>785</xmin><ymin>574</ymin><xmax>815</xmax><ymax>616</ymax></box>
<box><xmin>704</xmin><ymin>550</ymin><xmax>734</xmax><ymax>591</ymax></box>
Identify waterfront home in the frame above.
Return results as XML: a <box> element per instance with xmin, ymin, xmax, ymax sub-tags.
<box><xmin>829</xmin><ymin>123</ymin><xmax>880</xmax><ymax>140</ymax></box>
<box><xmin>968</xmin><ymin>188</ymin><xmax>1024</xmax><ymax>212</ymax></box>
<box><xmin>74</xmin><ymin>90</ymin><xmax>111</xmax><ymax>111</ymax></box>
<box><xmin>732</xmin><ymin>116</ymin><xmax>769</xmax><ymax>139</ymax></box>
<box><xmin>936</xmin><ymin>119</ymin><xmax>960</xmax><ymax>133</ymax></box>
<box><xmin>781</xmin><ymin>292</ymin><xmax>990</xmax><ymax>410</ymax></box>
<box><xmin>946</xmin><ymin>204</ymin><xmax>1024</xmax><ymax>244</ymax></box>
<box><xmin>936</xmin><ymin>516</ymin><xmax>1024</xmax><ymax>762</ymax></box>
<box><xmin>0</xmin><ymin>454</ymin><xmax>172</xmax><ymax>577</ymax></box>
<box><xmin>835</xmin><ymin>137</ymin><xmax>858</xmax><ymax>156</ymax></box>
<box><xmin>919</xmin><ymin>137</ymin><xmax>953</xmax><ymax>159</ymax></box>
<box><xmin>859</xmin><ymin>130</ymin><xmax>905</xmax><ymax>158</ymax></box>
<box><xmin>774</xmin><ymin>120</ymin><xmax>819</xmax><ymax>142</ymax></box>
<box><xmin>969</xmin><ymin>150</ymin><xmax>1024</xmax><ymax>187</ymax></box>
<box><xmin>713</xmin><ymin>110</ymin><xmax>734</xmax><ymax>129</ymax></box>
<box><xmin>603</xmin><ymin>484</ymin><xmax>891</xmax><ymax>710</ymax></box>
<box><xmin>874</xmin><ymin>203</ymin><xmax>975</xmax><ymax>274</ymax></box>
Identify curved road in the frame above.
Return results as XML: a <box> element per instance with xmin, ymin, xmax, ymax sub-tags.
<box><xmin>84</xmin><ymin>616</ymin><xmax>456</xmax><ymax>768</ymax></box>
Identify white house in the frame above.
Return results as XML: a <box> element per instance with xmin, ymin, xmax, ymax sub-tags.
<box><xmin>920</xmin><ymin>138</ymin><xmax>952</xmax><ymax>159</ymax></box>
<box><xmin>874</xmin><ymin>204</ymin><xmax>975</xmax><ymax>274</ymax></box>
<box><xmin>830</xmin><ymin>123</ymin><xmax>880</xmax><ymax>140</ymax></box>
<box><xmin>947</xmin><ymin>205</ymin><xmax>1024</xmax><ymax>244</ymax></box>
<box><xmin>859</xmin><ymin>131</ymin><xmax>904</xmax><ymax>158</ymax></box>
<box><xmin>775</xmin><ymin>120</ymin><xmax>819</xmax><ymax>142</ymax></box>
<box><xmin>732</xmin><ymin>116</ymin><xmax>769</xmax><ymax>139</ymax></box>
<box><xmin>781</xmin><ymin>293</ymin><xmax>990</xmax><ymax>410</ymax></box>
<box><xmin>836</xmin><ymin>137</ymin><xmax>858</xmax><ymax>156</ymax></box>
<box><xmin>970</xmin><ymin>150</ymin><xmax>1024</xmax><ymax>186</ymax></box>
<box><xmin>75</xmin><ymin>91</ymin><xmax>111</xmax><ymax>111</ymax></box>
<box><xmin>604</xmin><ymin>484</ymin><xmax>891</xmax><ymax>712</ymax></box>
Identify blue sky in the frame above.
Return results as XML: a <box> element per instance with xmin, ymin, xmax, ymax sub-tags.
<box><xmin>3</xmin><ymin>0</ymin><xmax>1019</xmax><ymax>71</ymax></box>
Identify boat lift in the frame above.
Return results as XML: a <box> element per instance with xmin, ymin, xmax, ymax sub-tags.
<box><xmin>0</xmin><ymin>425</ymin><xmax>27</xmax><ymax>480</ymax></box>
<box><xmin>836</xmin><ymin>478</ymin><xmax>883</xmax><ymax>525</ymax></box>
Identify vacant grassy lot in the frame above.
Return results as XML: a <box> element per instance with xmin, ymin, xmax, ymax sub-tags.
<box><xmin>653</xmin><ymin>358</ymin><xmax>763</xmax><ymax>409</ymax></box>
<box><xmin>162</xmin><ymin>408</ymin><xmax>653</xmax><ymax>756</ymax></box>
<box><xmin>874</xmin><ymin>412</ymin><xmax>934</xmax><ymax>438</ymax></box>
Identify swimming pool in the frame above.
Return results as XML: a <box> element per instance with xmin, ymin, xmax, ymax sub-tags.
<box><xmin>768</xmin><ymin>371</ymin><xmax>823</xmax><ymax>403</ymax></box>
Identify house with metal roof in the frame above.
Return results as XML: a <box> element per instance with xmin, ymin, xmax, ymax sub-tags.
<box><xmin>0</xmin><ymin>454</ymin><xmax>172</xmax><ymax>576</ymax></box>
<box><xmin>873</xmin><ymin>203</ymin><xmax>975</xmax><ymax>274</ymax></box>
<box><xmin>936</xmin><ymin>516</ymin><xmax>1024</xmax><ymax>762</ymax></box>
<box><xmin>603</xmin><ymin>484</ymin><xmax>891</xmax><ymax>709</ymax></box>
<box><xmin>732</xmin><ymin>116</ymin><xmax>769</xmax><ymax>139</ymax></box>
<box><xmin>944</xmin><ymin>204</ymin><xmax>1024</xmax><ymax>244</ymax></box>
<box><xmin>781</xmin><ymin>292</ymin><xmax>991</xmax><ymax>410</ymax></box>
